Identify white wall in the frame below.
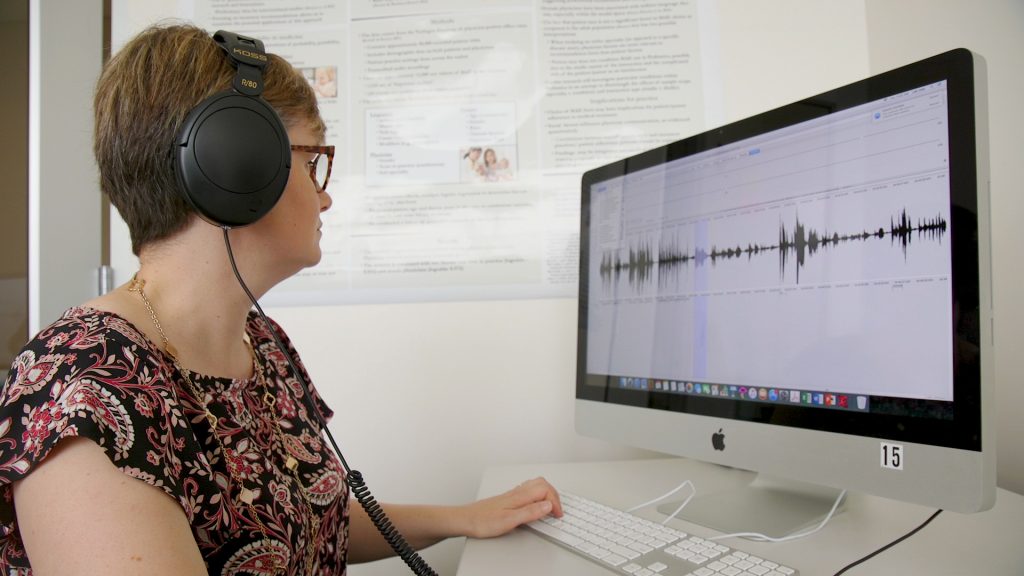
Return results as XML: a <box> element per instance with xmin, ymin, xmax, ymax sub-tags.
<box><xmin>863</xmin><ymin>0</ymin><xmax>1024</xmax><ymax>500</ymax></box>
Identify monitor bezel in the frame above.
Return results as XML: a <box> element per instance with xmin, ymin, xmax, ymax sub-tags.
<box><xmin>577</xmin><ymin>48</ymin><xmax>986</xmax><ymax>453</ymax></box>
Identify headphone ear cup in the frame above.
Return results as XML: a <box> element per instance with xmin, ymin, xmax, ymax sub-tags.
<box><xmin>174</xmin><ymin>91</ymin><xmax>291</xmax><ymax>227</ymax></box>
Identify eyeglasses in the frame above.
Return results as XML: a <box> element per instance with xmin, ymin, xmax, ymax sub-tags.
<box><xmin>290</xmin><ymin>144</ymin><xmax>334</xmax><ymax>193</ymax></box>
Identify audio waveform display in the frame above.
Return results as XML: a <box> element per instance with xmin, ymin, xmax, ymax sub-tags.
<box><xmin>599</xmin><ymin>209</ymin><xmax>947</xmax><ymax>287</ymax></box>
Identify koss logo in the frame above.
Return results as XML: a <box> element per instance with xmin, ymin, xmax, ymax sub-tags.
<box><xmin>711</xmin><ymin>428</ymin><xmax>726</xmax><ymax>451</ymax></box>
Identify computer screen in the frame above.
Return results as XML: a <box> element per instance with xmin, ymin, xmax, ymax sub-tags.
<box><xmin>576</xmin><ymin>48</ymin><xmax>993</xmax><ymax>532</ymax></box>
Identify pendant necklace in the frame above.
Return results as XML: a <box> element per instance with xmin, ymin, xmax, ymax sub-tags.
<box><xmin>129</xmin><ymin>275</ymin><xmax>320</xmax><ymax>575</ymax></box>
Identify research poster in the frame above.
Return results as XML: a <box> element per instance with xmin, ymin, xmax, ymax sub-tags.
<box><xmin>113</xmin><ymin>0</ymin><xmax>721</xmax><ymax>304</ymax></box>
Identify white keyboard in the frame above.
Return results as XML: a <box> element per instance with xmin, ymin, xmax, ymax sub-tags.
<box><xmin>525</xmin><ymin>492</ymin><xmax>798</xmax><ymax>576</ymax></box>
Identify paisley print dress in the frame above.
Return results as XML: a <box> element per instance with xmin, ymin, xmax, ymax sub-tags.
<box><xmin>0</xmin><ymin>307</ymin><xmax>349</xmax><ymax>574</ymax></box>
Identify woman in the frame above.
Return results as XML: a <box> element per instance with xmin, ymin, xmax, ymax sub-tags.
<box><xmin>463</xmin><ymin>146</ymin><xmax>482</xmax><ymax>176</ymax></box>
<box><xmin>0</xmin><ymin>24</ymin><xmax>560</xmax><ymax>575</ymax></box>
<box><xmin>482</xmin><ymin>148</ymin><xmax>499</xmax><ymax>181</ymax></box>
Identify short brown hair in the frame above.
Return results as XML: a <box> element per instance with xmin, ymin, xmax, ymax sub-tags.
<box><xmin>94</xmin><ymin>23</ymin><xmax>325</xmax><ymax>255</ymax></box>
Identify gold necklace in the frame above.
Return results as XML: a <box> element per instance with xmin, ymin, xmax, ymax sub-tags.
<box><xmin>128</xmin><ymin>275</ymin><xmax>320</xmax><ymax>575</ymax></box>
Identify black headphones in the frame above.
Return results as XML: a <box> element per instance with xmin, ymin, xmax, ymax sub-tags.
<box><xmin>172</xmin><ymin>30</ymin><xmax>290</xmax><ymax>228</ymax></box>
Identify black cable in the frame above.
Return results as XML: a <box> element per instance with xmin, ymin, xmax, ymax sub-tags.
<box><xmin>222</xmin><ymin>228</ymin><xmax>439</xmax><ymax>576</ymax></box>
<box><xmin>832</xmin><ymin>509</ymin><xmax>942</xmax><ymax>575</ymax></box>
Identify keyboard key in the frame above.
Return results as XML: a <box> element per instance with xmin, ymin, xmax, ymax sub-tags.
<box><xmin>647</xmin><ymin>562</ymin><xmax>668</xmax><ymax>572</ymax></box>
<box><xmin>527</xmin><ymin>521</ymin><xmax>584</xmax><ymax>547</ymax></box>
<box><xmin>629</xmin><ymin>542</ymin><xmax>654</xmax><ymax>554</ymax></box>
<box><xmin>609</xmin><ymin>544</ymin><xmax>641</xmax><ymax>560</ymax></box>
<box><xmin>602</xmin><ymin>554</ymin><xmax>627</xmax><ymax>566</ymax></box>
<box><xmin>573</xmin><ymin>542</ymin><xmax>597</xmax><ymax>554</ymax></box>
<box><xmin>675</xmin><ymin>549</ymin><xmax>695</xmax><ymax>560</ymax></box>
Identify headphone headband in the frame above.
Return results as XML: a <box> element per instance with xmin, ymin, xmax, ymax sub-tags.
<box><xmin>213</xmin><ymin>30</ymin><xmax>269</xmax><ymax>97</ymax></box>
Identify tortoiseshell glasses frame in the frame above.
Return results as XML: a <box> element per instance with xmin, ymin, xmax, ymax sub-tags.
<box><xmin>290</xmin><ymin>144</ymin><xmax>335</xmax><ymax>193</ymax></box>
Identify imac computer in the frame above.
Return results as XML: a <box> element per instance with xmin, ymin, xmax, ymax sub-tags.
<box><xmin>576</xmin><ymin>48</ymin><xmax>993</xmax><ymax>537</ymax></box>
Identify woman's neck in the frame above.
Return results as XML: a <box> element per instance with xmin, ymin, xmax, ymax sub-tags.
<box><xmin>109</xmin><ymin>225</ymin><xmax>274</xmax><ymax>378</ymax></box>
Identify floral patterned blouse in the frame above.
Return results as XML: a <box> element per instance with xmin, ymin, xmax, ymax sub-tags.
<box><xmin>0</xmin><ymin>307</ymin><xmax>349</xmax><ymax>575</ymax></box>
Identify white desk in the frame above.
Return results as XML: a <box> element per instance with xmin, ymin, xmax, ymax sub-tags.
<box><xmin>456</xmin><ymin>459</ymin><xmax>1024</xmax><ymax>575</ymax></box>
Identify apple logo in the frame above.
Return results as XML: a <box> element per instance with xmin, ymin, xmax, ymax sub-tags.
<box><xmin>711</xmin><ymin>428</ymin><xmax>725</xmax><ymax>451</ymax></box>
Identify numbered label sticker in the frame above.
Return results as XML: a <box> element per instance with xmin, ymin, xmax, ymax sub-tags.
<box><xmin>881</xmin><ymin>442</ymin><xmax>904</xmax><ymax>470</ymax></box>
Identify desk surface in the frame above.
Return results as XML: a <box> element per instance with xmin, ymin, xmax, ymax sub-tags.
<box><xmin>456</xmin><ymin>459</ymin><xmax>1024</xmax><ymax>575</ymax></box>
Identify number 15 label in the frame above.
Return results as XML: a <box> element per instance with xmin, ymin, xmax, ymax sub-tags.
<box><xmin>881</xmin><ymin>442</ymin><xmax>904</xmax><ymax>470</ymax></box>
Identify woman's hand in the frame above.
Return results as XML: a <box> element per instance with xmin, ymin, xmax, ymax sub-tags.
<box><xmin>349</xmin><ymin>477</ymin><xmax>563</xmax><ymax>561</ymax></box>
<box><xmin>460</xmin><ymin>477</ymin><xmax>563</xmax><ymax>539</ymax></box>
